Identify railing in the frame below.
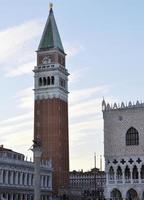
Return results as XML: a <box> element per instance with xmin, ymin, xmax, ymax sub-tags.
<box><xmin>108</xmin><ymin>179</ymin><xmax>142</xmax><ymax>184</ymax></box>
<box><xmin>125</xmin><ymin>179</ymin><xmax>131</xmax><ymax>184</ymax></box>
<box><xmin>0</xmin><ymin>182</ymin><xmax>52</xmax><ymax>190</ymax></box>
<box><xmin>141</xmin><ymin>179</ymin><xmax>144</xmax><ymax>183</ymax></box>
<box><xmin>133</xmin><ymin>179</ymin><xmax>139</xmax><ymax>183</ymax></box>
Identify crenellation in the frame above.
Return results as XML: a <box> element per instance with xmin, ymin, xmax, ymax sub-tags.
<box><xmin>102</xmin><ymin>99</ymin><xmax>144</xmax><ymax>112</ymax></box>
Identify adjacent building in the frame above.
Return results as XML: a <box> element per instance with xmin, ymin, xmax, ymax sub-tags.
<box><xmin>0</xmin><ymin>145</ymin><xmax>52</xmax><ymax>200</ymax></box>
<box><xmin>103</xmin><ymin>100</ymin><xmax>144</xmax><ymax>199</ymax></box>
<box><xmin>69</xmin><ymin>168</ymin><xmax>106</xmax><ymax>199</ymax></box>
<box><xmin>33</xmin><ymin>4</ymin><xmax>69</xmax><ymax>195</ymax></box>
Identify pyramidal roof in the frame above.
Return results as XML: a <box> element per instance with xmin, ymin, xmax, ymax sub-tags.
<box><xmin>38</xmin><ymin>6</ymin><xmax>64</xmax><ymax>53</ymax></box>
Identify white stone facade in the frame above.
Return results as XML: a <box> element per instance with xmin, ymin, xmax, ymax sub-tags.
<box><xmin>103</xmin><ymin>100</ymin><xmax>144</xmax><ymax>200</ymax></box>
<box><xmin>34</xmin><ymin>50</ymin><xmax>69</xmax><ymax>103</ymax></box>
<box><xmin>0</xmin><ymin>146</ymin><xmax>52</xmax><ymax>200</ymax></box>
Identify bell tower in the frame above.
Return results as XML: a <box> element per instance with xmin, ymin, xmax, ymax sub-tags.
<box><xmin>33</xmin><ymin>5</ymin><xmax>69</xmax><ymax>194</ymax></box>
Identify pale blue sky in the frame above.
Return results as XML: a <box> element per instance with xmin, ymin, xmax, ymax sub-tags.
<box><xmin>0</xmin><ymin>1</ymin><xmax>144</xmax><ymax>170</ymax></box>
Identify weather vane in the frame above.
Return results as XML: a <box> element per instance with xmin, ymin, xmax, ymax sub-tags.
<box><xmin>49</xmin><ymin>2</ymin><xmax>53</xmax><ymax>10</ymax></box>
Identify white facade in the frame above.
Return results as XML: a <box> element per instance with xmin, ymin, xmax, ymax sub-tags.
<box><xmin>0</xmin><ymin>146</ymin><xmax>52</xmax><ymax>200</ymax></box>
<box><xmin>34</xmin><ymin>50</ymin><xmax>69</xmax><ymax>103</ymax></box>
<box><xmin>103</xmin><ymin>100</ymin><xmax>144</xmax><ymax>200</ymax></box>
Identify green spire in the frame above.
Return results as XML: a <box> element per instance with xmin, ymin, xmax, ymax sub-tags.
<box><xmin>38</xmin><ymin>5</ymin><xmax>65</xmax><ymax>53</ymax></box>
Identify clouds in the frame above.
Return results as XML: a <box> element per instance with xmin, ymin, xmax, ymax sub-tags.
<box><xmin>0</xmin><ymin>20</ymin><xmax>42</xmax><ymax>63</ymax></box>
<box><xmin>0</xmin><ymin>19</ymin><xmax>85</xmax><ymax>78</ymax></box>
<box><xmin>0</xmin><ymin>18</ymin><xmax>113</xmax><ymax>170</ymax></box>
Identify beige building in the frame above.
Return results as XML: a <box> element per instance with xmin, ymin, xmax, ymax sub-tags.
<box><xmin>103</xmin><ymin>100</ymin><xmax>144</xmax><ymax>199</ymax></box>
<box><xmin>69</xmin><ymin>168</ymin><xmax>106</xmax><ymax>199</ymax></box>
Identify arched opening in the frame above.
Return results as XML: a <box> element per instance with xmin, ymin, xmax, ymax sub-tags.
<box><xmin>3</xmin><ymin>170</ymin><xmax>6</xmax><ymax>184</ymax></box>
<box><xmin>22</xmin><ymin>194</ymin><xmax>25</xmax><ymax>200</ymax></box>
<box><xmin>22</xmin><ymin>173</ymin><xmax>25</xmax><ymax>185</ymax></box>
<box><xmin>51</xmin><ymin>76</ymin><xmax>55</xmax><ymax>85</ymax></box>
<box><xmin>43</xmin><ymin>176</ymin><xmax>46</xmax><ymax>187</ymax></box>
<box><xmin>142</xmin><ymin>191</ymin><xmax>144</xmax><ymax>200</ymax></box>
<box><xmin>116</xmin><ymin>166</ymin><xmax>122</xmax><ymax>180</ymax></box>
<box><xmin>39</xmin><ymin>78</ymin><xmax>42</xmax><ymax>86</ymax></box>
<box><xmin>125</xmin><ymin>166</ymin><xmax>130</xmax><ymax>180</ymax></box>
<box><xmin>8</xmin><ymin>193</ymin><xmax>11</xmax><ymax>200</ymax></box>
<box><xmin>126</xmin><ymin>127</ymin><xmax>139</xmax><ymax>146</ymax></box>
<box><xmin>18</xmin><ymin>172</ymin><xmax>21</xmax><ymax>185</ymax></box>
<box><xmin>8</xmin><ymin>171</ymin><xmax>11</xmax><ymax>184</ymax></box>
<box><xmin>27</xmin><ymin>174</ymin><xmax>29</xmax><ymax>186</ymax></box>
<box><xmin>47</xmin><ymin>77</ymin><xmax>50</xmax><ymax>85</ymax></box>
<box><xmin>126</xmin><ymin>189</ymin><xmax>138</xmax><ymax>200</ymax></box>
<box><xmin>109</xmin><ymin>166</ymin><xmax>114</xmax><ymax>180</ymax></box>
<box><xmin>141</xmin><ymin>165</ymin><xmax>144</xmax><ymax>179</ymax></box>
<box><xmin>132</xmin><ymin>165</ymin><xmax>138</xmax><ymax>180</ymax></box>
<box><xmin>110</xmin><ymin>188</ymin><xmax>122</xmax><ymax>200</ymax></box>
<box><xmin>43</xmin><ymin>77</ymin><xmax>47</xmax><ymax>86</ymax></box>
<box><xmin>13</xmin><ymin>171</ymin><xmax>16</xmax><ymax>184</ymax></box>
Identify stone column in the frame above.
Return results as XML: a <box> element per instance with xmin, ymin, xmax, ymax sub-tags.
<box><xmin>5</xmin><ymin>170</ymin><xmax>8</xmax><ymax>184</ymax></box>
<box><xmin>32</xmin><ymin>141</ymin><xmax>42</xmax><ymax>200</ymax></box>
<box><xmin>20</xmin><ymin>172</ymin><xmax>23</xmax><ymax>185</ymax></box>
<box><xmin>24</xmin><ymin>173</ymin><xmax>27</xmax><ymax>186</ymax></box>
<box><xmin>0</xmin><ymin>169</ymin><xmax>3</xmax><ymax>184</ymax></box>
<box><xmin>49</xmin><ymin>174</ymin><xmax>52</xmax><ymax>188</ymax></box>
<box><xmin>114</xmin><ymin>169</ymin><xmax>116</xmax><ymax>184</ymax></box>
<box><xmin>130</xmin><ymin>168</ymin><xmax>133</xmax><ymax>184</ymax></box>
<box><xmin>122</xmin><ymin>169</ymin><xmax>125</xmax><ymax>184</ymax></box>
<box><xmin>138</xmin><ymin>168</ymin><xmax>141</xmax><ymax>183</ymax></box>
<box><xmin>41</xmin><ymin>175</ymin><xmax>43</xmax><ymax>188</ymax></box>
<box><xmin>45</xmin><ymin>176</ymin><xmax>47</xmax><ymax>188</ymax></box>
<box><xmin>10</xmin><ymin>193</ymin><xmax>13</xmax><ymax>200</ymax></box>
<box><xmin>106</xmin><ymin>172</ymin><xmax>109</xmax><ymax>185</ymax></box>
<box><xmin>15</xmin><ymin>171</ymin><xmax>18</xmax><ymax>185</ymax></box>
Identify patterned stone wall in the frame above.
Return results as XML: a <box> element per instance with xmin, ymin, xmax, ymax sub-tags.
<box><xmin>103</xmin><ymin>106</ymin><xmax>144</xmax><ymax>158</ymax></box>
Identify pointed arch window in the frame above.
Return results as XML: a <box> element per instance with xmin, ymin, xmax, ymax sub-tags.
<box><xmin>47</xmin><ymin>77</ymin><xmax>50</xmax><ymax>85</ymax></box>
<box><xmin>126</xmin><ymin>127</ymin><xmax>139</xmax><ymax>146</ymax></box>
<box><xmin>43</xmin><ymin>77</ymin><xmax>47</xmax><ymax>86</ymax></box>
<box><xmin>39</xmin><ymin>78</ymin><xmax>42</xmax><ymax>86</ymax></box>
<box><xmin>51</xmin><ymin>76</ymin><xmax>55</xmax><ymax>85</ymax></box>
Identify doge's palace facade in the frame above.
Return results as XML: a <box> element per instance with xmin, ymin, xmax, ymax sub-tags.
<box><xmin>103</xmin><ymin>100</ymin><xmax>144</xmax><ymax>200</ymax></box>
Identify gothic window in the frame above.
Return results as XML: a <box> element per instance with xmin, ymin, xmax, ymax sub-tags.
<box><xmin>108</xmin><ymin>166</ymin><xmax>114</xmax><ymax>180</ymax></box>
<box><xmin>59</xmin><ymin>78</ymin><xmax>66</xmax><ymax>88</ymax></box>
<box><xmin>126</xmin><ymin>127</ymin><xmax>139</xmax><ymax>146</ymax></box>
<box><xmin>43</xmin><ymin>77</ymin><xmax>47</xmax><ymax>86</ymax></box>
<box><xmin>47</xmin><ymin>77</ymin><xmax>50</xmax><ymax>85</ymax></box>
<box><xmin>116</xmin><ymin>166</ymin><xmax>122</xmax><ymax>180</ymax></box>
<box><xmin>51</xmin><ymin>76</ymin><xmax>55</xmax><ymax>85</ymax></box>
<box><xmin>125</xmin><ymin>166</ymin><xmax>130</xmax><ymax>180</ymax></box>
<box><xmin>141</xmin><ymin>165</ymin><xmax>144</xmax><ymax>179</ymax></box>
<box><xmin>132</xmin><ymin>166</ymin><xmax>138</xmax><ymax>179</ymax></box>
<box><xmin>39</xmin><ymin>78</ymin><xmax>42</xmax><ymax>86</ymax></box>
